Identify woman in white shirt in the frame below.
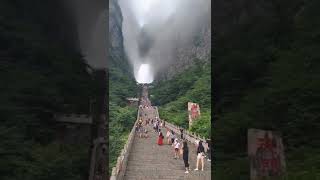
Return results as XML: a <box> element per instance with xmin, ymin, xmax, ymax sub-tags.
<box><xmin>172</xmin><ymin>138</ymin><xmax>180</xmax><ymax>159</ymax></box>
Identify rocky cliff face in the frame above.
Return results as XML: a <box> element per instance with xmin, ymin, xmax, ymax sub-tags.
<box><xmin>157</xmin><ymin>19</ymin><xmax>211</xmax><ymax>80</ymax></box>
<box><xmin>109</xmin><ymin>0</ymin><xmax>130</xmax><ymax>73</ymax></box>
<box><xmin>157</xmin><ymin>0</ymin><xmax>303</xmax><ymax>80</ymax></box>
<box><xmin>110</xmin><ymin>0</ymin><xmax>211</xmax><ymax>81</ymax></box>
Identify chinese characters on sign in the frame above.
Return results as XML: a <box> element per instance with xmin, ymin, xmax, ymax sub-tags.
<box><xmin>188</xmin><ymin>102</ymin><xmax>200</xmax><ymax>127</ymax></box>
<box><xmin>248</xmin><ymin>129</ymin><xmax>286</xmax><ymax>180</ymax></box>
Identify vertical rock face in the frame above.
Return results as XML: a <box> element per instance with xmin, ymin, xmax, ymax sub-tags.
<box><xmin>109</xmin><ymin>0</ymin><xmax>123</xmax><ymax>53</ymax></box>
<box><xmin>157</xmin><ymin>20</ymin><xmax>211</xmax><ymax>80</ymax></box>
<box><xmin>109</xmin><ymin>0</ymin><xmax>130</xmax><ymax>73</ymax></box>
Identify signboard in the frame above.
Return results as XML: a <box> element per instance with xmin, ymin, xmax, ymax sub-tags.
<box><xmin>248</xmin><ymin>129</ymin><xmax>286</xmax><ymax>180</ymax></box>
<box><xmin>188</xmin><ymin>102</ymin><xmax>200</xmax><ymax>126</ymax></box>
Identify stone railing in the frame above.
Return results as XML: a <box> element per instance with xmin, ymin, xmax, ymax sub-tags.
<box><xmin>155</xmin><ymin>107</ymin><xmax>210</xmax><ymax>153</ymax></box>
<box><xmin>110</xmin><ymin>108</ymin><xmax>140</xmax><ymax>180</ymax></box>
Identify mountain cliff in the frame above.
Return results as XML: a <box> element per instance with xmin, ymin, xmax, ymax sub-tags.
<box><xmin>109</xmin><ymin>0</ymin><xmax>126</xmax><ymax>72</ymax></box>
<box><xmin>109</xmin><ymin>0</ymin><xmax>136</xmax><ymax>104</ymax></box>
<box><xmin>157</xmin><ymin>20</ymin><xmax>211</xmax><ymax>80</ymax></box>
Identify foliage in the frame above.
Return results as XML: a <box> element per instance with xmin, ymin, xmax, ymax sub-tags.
<box><xmin>108</xmin><ymin>66</ymin><xmax>137</xmax><ymax>173</ymax></box>
<box><xmin>151</xmin><ymin>60</ymin><xmax>211</xmax><ymax>138</ymax></box>
<box><xmin>109</xmin><ymin>104</ymin><xmax>136</xmax><ymax>172</ymax></box>
<box><xmin>0</xmin><ymin>1</ymin><xmax>93</xmax><ymax>179</ymax></box>
<box><xmin>214</xmin><ymin>0</ymin><xmax>320</xmax><ymax>178</ymax></box>
<box><xmin>190</xmin><ymin>110</ymin><xmax>211</xmax><ymax>138</ymax></box>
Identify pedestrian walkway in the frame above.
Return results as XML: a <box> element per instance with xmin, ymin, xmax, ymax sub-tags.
<box><xmin>111</xmin><ymin>85</ymin><xmax>211</xmax><ymax>180</ymax></box>
<box><xmin>123</xmin><ymin>114</ymin><xmax>211</xmax><ymax>180</ymax></box>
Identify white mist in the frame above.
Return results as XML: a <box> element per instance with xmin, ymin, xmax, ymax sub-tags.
<box><xmin>136</xmin><ymin>64</ymin><xmax>153</xmax><ymax>84</ymax></box>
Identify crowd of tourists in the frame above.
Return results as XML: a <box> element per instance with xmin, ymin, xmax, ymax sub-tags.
<box><xmin>136</xmin><ymin>107</ymin><xmax>211</xmax><ymax>174</ymax></box>
<box><xmin>136</xmin><ymin>95</ymin><xmax>211</xmax><ymax>174</ymax></box>
<box><xmin>160</xmin><ymin>127</ymin><xmax>211</xmax><ymax>173</ymax></box>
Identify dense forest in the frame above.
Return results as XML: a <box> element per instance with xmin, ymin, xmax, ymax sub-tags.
<box><xmin>0</xmin><ymin>1</ymin><xmax>93</xmax><ymax>180</ymax></box>
<box><xmin>108</xmin><ymin>58</ymin><xmax>137</xmax><ymax>173</ymax></box>
<box><xmin>150</xmin><ymin>58</ymin><xmax>211</xmax><ymax>139</ymax></box>
<box><xmin>213</xmin><ymin>0</ymin><xmax>320</xmax><ymax>179</ymax></box>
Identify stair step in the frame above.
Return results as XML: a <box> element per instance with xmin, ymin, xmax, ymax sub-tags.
<box><xmin>123</xmin><ymin>108</ymin><xmax>211</xmax><ymax>180</ymax></box>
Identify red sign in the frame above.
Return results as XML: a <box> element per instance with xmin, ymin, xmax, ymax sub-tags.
<box><xmin>188</xmin><ymin>102</ymin><xmax>200</xmax><ymax>126</ymax></box>
<box><xmin>248</xmin><ymin>129</ymin><xmax>286</xmax><ymax>180</ymax></box>
<box><xmin>191</xmin><ymin>104</ymin><xmax>199</xmax><ymax>118</ymax></box>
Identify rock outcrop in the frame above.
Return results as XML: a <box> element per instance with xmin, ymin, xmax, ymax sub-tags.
<box><xmin>157</xmin><ymin>19</ymin><xmax>211</xmax><ymax>80</ymax></box>
<box><xmin>109</xmin><ymin>0</ymin><xmax>131</xmax><ymax>73</ymax></box>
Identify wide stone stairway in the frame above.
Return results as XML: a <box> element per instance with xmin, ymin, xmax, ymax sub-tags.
<box><xmin>123</xmin><ymin>107</ymin><xmax>211</xmax><ymax>180</ymax></box>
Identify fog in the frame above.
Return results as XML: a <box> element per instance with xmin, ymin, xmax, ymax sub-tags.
<box><xmin>136</xmin><ymin>64</ymin><xmax>153</xmax><ymax>84</ymax></box>
<box><xmin>119</xmin><ymin>0</ymin><xmax>211</xmax><ymax>83</ymax></box>
<box><xmin>63</xmin><ymin>0</ymin><xmax>107</xmax><ymax>69</ymax></box>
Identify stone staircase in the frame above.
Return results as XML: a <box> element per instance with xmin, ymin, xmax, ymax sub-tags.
<box><xmin>111</xmin><ymin>86</ymin><xmax>211</xmax><ymax>180</ymax></box>
<box><xmin>123</xmin><ymin>110</ymin><xmax>211</xmax><ymax>180</ymax></box>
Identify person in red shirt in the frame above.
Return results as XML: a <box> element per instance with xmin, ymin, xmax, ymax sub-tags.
<box><xmin>158</xmin><ymin>132</ymin><xmax>164</xmax><ymax>145</ymax></box>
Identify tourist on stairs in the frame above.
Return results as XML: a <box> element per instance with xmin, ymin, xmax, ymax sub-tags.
<box><xmin>166</xmin><ymin>128</ymin><xmax>171</xmax><ymax>144</ymax></box>
<box><xmin>172</xmin><ymin>138</ymin><xmax>180</xmax><ymax>159</ymax></box>
<box><xmin>158</xmin><ymin>132</ymin><xmax>164</xmax><ymax>145</ymax></box>
<box><xmin>144</xmin><ymin>128</ymin><xmax>148</xmax><ymax>138</ymax></box>
<box><xmin>194</xmin><ymin>140</ymin><xmax>205</xmax><ymax>171</ymax></box>
<box><xmin>170</xmin><ymin>130</ymin><xmax>176</xmax><ymax>144</ymax></box>
<box><xmin>180</xmin><ymin>128</ymin><xmax>184</xmax><ymax>139</ymax></box>
<box><xmin>139</xmin><ymin>126</ymin><xmax>143</xmax><ymax>138</ymax></box>
<box><xmin>206</xmin><ymin>138</ymin><xmax>211</xmax><ymax>161</ymax></box>
<box><xmin>182</xmin><ymin>140</ymin><xmax>190</xmax><ymax>173</ymax></box>
<box><xmin>138</xmin><ymin>119</ymin><xmax>143</xmax><ymax>138</ymax></box>
<box><xmin>153</xmin><ymin>122</ymin><xmax>157</xmax><ymax>132</ymax></box>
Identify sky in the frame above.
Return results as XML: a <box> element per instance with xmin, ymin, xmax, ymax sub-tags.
<box><xmin>118</xmin><ymin>0</ymin><xmax>211</xmax><ymax>83</ymax></box>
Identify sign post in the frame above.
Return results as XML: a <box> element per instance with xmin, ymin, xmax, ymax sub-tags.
<box><xmin>248</xmin><ymin>129</ymin><xmax>286</xmax><ymax>180</ymax></box>
<box><xmin>187</xmin><ymin>102</ymin><xmax>200</xmax><ymax>127</ymax></box>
